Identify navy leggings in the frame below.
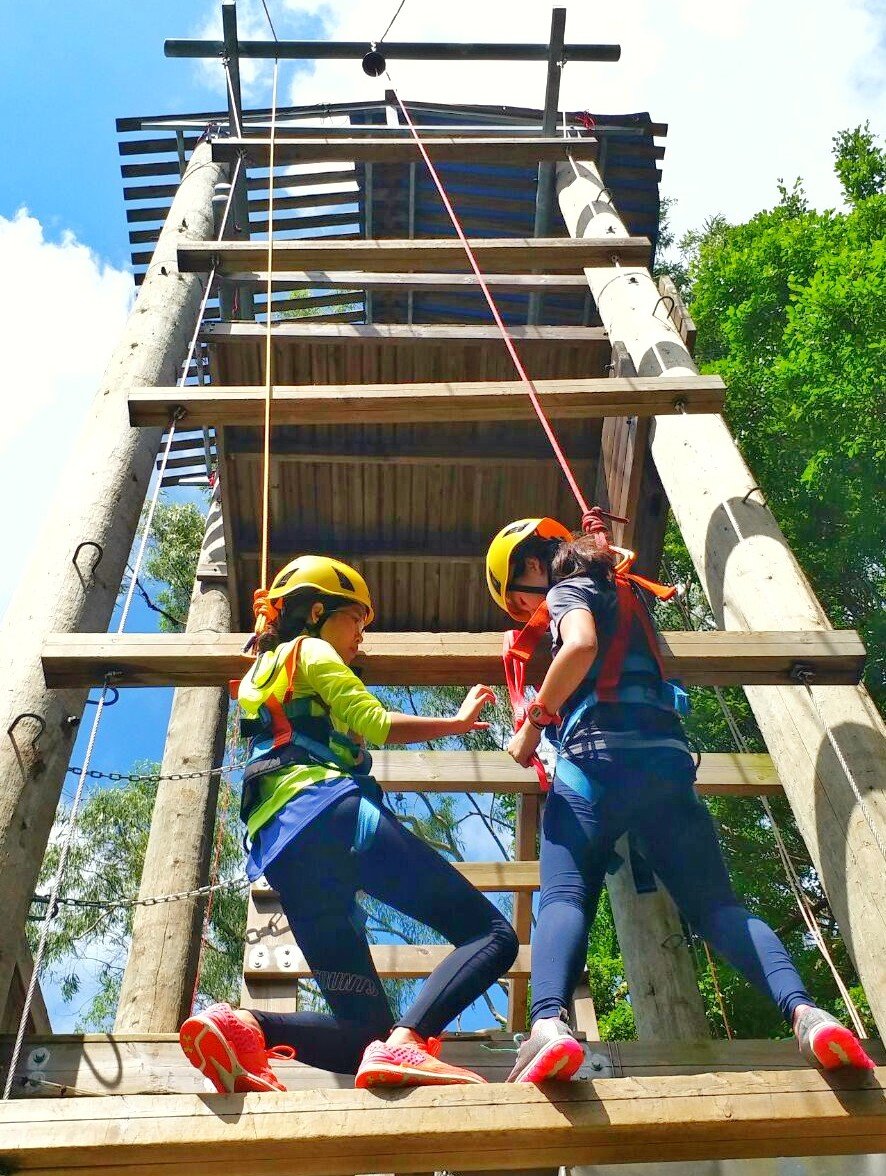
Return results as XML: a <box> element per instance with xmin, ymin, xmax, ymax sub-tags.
<box><xmin>531</xmin><ymin>747</ymin><xmax>811</xmax><ymax>1026</ymax></box>
<box><xmin>251</xmin><ymin>794</ymin><xmax>518</xmax><ymax>1074</ymax></box>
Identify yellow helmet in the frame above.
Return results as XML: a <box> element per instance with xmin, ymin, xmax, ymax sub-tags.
<box><xmin>485</xmin><ymin>518</ymin><xmax>572</xmax><ymax>619</ymax></box>
<box><xmin>268</xmin><ymin>555</ymin><xmax>375</xmax><ymax>625</ymax></box>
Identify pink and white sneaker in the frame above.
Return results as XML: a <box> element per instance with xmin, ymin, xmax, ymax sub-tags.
<box><xmin>794</xmin><ymin>1007</ymin><xmax>875</xmax><ymax>1071</ymax></box>
<box><xmin>355</xmin><ymin>1034</ymin><xmax>487</xmax><ymax>1088</ymax></box>
<box><xmin>179</xmin><ymin>1002</ymin><xmax>295</xmax><ymax>1093</ymax></box>
<box><xmin>507</xmin><ymin>1017</ymin><xmax>585</xmax><ymax>1083</ymax></box>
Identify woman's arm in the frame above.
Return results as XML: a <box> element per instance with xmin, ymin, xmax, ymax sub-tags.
<box><xmin>385</xmin><ymin>684</ymin><xmax>495</xmax><ymax>744</ymax></box>
<box><xmin>536</xmin><ymin>607</ymin><xmax>599</xmax><ymax>715</ymax></box>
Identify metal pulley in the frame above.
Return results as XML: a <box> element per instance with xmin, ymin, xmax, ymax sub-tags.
<box><xmin>362</xmin><ymin>44</ymin><xmax>386</xmax><ymax>76</ymax></box>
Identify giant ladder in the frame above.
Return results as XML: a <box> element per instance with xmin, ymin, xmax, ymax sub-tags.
<box><xmin>1</xmin><ymin>11</ymin><xmax>885</xmax><ymax>1174</ymax></box>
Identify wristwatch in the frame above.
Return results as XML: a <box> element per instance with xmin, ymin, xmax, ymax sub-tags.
<box><xmin>527</xmin><ymin>702</ymin><xmax>562</xmax><ymax>730</ymax></box>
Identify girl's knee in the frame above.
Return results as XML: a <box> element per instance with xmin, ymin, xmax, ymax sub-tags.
<box><xmin>491</xmin><ymin>915</ymin><xmax>520</xmax><ymax>967</ymax></box>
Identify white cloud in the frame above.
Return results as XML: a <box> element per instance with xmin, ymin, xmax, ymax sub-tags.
<box><xmin>0</xmin><ymin>211</ymin><xmax>131</xmax><ymax>618</ymax></box>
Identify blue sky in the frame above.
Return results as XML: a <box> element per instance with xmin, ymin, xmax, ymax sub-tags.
<box><xmin>3</xmin><ymin>0</ymin><xmax>883</xmax><ymax>1032</ymax></box>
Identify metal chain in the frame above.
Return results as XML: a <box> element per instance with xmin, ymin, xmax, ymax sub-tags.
<box><xmin>67</xmin><ymin>763</ymin><xmax>241</xmax><ymax>784</ymax></box>
<box><xmin>31</xmin><ymin>874</ymin><xmax>249</xmax><ymax>914</ymax></box>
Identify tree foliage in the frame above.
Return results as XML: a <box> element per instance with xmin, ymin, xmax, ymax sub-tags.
<box><xmin>140</xmin><ymin>496</ymin><xmax>207</xmax><ymax>632</ymax></box>
<box><xmin>677</xmin><ymin>124</ymin><xmax>886</xmax><ymax>709</ymax></box>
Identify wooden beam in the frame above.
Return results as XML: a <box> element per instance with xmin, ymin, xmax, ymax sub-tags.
<box><xmin>3</xmin><ymin>1064</ymin><xmax>884</xmax><ymax>1174</ymax></box>
<box><xmin>244</xmin><ymin>943</ymin><xmax>533</xmax><ymax>981</ymax></box>
<box><xmin>268</xmin><ymin>748</ymin><xmax>781</xmax><ymax>797</ymax></box>
<box><xmin>128</xmin><ymin>376</ymin><xmax>726</xmax><ymax>427</ymax></box>
<box><xmin>223</xmin><ymin>270</ymin><xmax>594</xmax><ymax>292</ymax></box>
<box><xmin>253</xmin><ymin>860</ymin><xmax>539</xmax><ymax>898</ymax></box>
<box><xmin>211</xmin><ymin>136</ymin><xmax>601</xmax><ymax>167</ymax></box>
<box><xmin>41</xmin><ymin>630</ymin><xmax>866</xmax><ymax>689</ymax></box>
<box><xmin>178</xmin><ymin>236</ymin><xmax>651</xmax><ymax>274</ymax></box>
<box><xmin>3</xmin><ymin>1034</ymin><xmax>881</xmax><ymax>1097</ymax></box>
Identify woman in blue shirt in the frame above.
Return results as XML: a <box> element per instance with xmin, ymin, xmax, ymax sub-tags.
<box><xmin>486</xmin><ymin>518</ymin><xmax>873</xmax><ymax>1082</ymax></box>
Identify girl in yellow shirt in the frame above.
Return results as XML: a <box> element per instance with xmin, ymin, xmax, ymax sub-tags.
<box><xmin>180</xmin><ymin>555</ymin><xmax>517</xmax><ymax>1091</ymax></box>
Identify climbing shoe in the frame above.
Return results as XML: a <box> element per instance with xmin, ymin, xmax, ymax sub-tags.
<box><xmin>179</xmin><ymin>1002</ymin><xmax>295</xmax><ymax>1093</ymax></box>
<box><xmin>794</xmin><ymin>1007</ymin><xmax>875</xmax><ymax>1071</ymax></box>
<box><xmin>507</xmin><ymin>1017</ymin><xmax>585</xmax><ymax>1083</ymax></box>
<box><xmin>355</xmin><ymin>1034</ymin><xmax>487</xmax><ymax>1087</ymax></box>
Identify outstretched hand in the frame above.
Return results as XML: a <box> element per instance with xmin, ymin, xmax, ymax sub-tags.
<box><xmin>457</xmin><ymin>684</ymin><xmax>496</xmax><ymax>732</ymax></box>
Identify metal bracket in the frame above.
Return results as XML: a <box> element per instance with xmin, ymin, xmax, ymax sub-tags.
<box><xmin>7</xmin><ymin>713</ymin><xmax>46</xmax><ymax>764</ymax></box>
<box><xmin>790</xmin><ymin>662</ymin><xmax>815</xmax><ymax>686</ymax></box>
<box><xmin>741</xmin><ymin>485</ymin><xmax>768</xmax><ymax>507</ymax></box>
<box><xmin>72</xmin><ymin>541</ymin><xmax>103</xmax><ymax>590</ymax></box>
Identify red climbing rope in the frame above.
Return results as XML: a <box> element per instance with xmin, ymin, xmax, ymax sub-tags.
<box><xmin>388</xmin><ymin>84</ymin><xmax>595</xmax><ymax>525</ymax></box>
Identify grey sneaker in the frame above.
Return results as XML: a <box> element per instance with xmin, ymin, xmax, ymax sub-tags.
<box><xmin>794</xmin><ymin>1007</ymin><xmax>874</xmax><ymax>1071</ymax></box>
<box><xmin>507</xmin><ymin>1016</ymin><xmax>585</xmax><ymax>1083</ymax></box>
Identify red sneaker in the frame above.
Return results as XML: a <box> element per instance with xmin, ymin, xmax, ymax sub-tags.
<box><xmin>179</xmin><ymin>1003</ymin><xmax>295</xmax><ymax>1093</ymax></box>
<box><xmin>795</xmin><ymin>1007</ymin><xmax>875</xmax><ymax>1071</ymax></box>
<box><xmin>355</xmin><ymin>1035</ymin><xmax>487</xmax><ymax>1088</ymax></box>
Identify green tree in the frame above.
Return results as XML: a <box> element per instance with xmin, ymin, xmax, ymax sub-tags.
<box><xmin>678</xmin><ymin>125</ymin><xmax>886</xmax><ymax>710</ymax></box>
<box><xmin>28</xmin><ymin>764</ymin><xmax>246</xmax><ymax>1030</ymax></box>
<box><xmin>138</xmin><ymin>497</ymin><xmax>207</xmax><ymax>631</ymax></box>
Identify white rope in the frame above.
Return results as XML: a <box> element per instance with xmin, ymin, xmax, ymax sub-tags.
<box><xmin>2</xmin><ymin>159</ymin><xmax>242</xmax><ymax>1101</ymax></box>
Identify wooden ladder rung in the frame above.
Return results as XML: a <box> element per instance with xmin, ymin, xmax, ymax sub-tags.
<box><xmin>177</xmin><ymin>236</ymin><xmax>651</xmax><ymax>275</ymax></box>
<box><xmin>243</xmin><ymin>943</ymin><xmax>533</xmax><ymax>981</ymax></box>
<box><xmin>41</xmin><ymin>629</ymin><xmax>867</xmax><ymax>689</ymax></box>
<box><xmin>128</xmin><ymin>376</ymin><xmax>726</xmax><ymax>427</ymax></box>
<box><xmin>211</xmin><ymin>135</ymin><xmax>604</xmax><ymax>167</ymax></box>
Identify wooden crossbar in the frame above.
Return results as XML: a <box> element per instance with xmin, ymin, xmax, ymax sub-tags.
<box><xmin>236</xmin><ymin>749</ymin><xmax>780</xmax><ymax>796</ymax></box>
<box><xmin>41</xmin><ymin>630</ymin><xmax>866</xmax><ymax>689</ymax></box>
<box><xmin>252</xmin><ymin>860</ymin><xmax>540</xmax><ymax>900</ymax></box>
<box><xmin>177</xmin><ymin>236</ymin><xmax>651</xmax><ymax>274</ymax></box>
<box><xmin>211</xmin><ymin>136</ymin><xmax>601</xmax><ymax>167</ymax></box>
<box><xmin>245</xmin><ymin>943</ymin><xmax>533</xmax><ymax>981</ymax></box>
<box><xmin>128</xmin><ymin>376</ymin><xmax>725</xmax><ymax>427</ymax></box>
<box><xmin>2</xmin><ymin>1065</ymin><xmax>884</xmax><ymax>1174</ymax></box>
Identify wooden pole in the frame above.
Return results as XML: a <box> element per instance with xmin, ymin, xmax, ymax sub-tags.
<box><xmin>115</xmin><ymin>490</ymin><xmax>232</xmax><ymax>1032</ymax></box>
<box><xmin>0</xmin><ymin>137</ymin><xmax>223</xmax><ymax>1010</ymax></box>
<box><xmin>605</xmin><ymin>839</ymin><xmax>709</xmax><ymax>1039</ymax></box>
<box><xmin>556</xmin><ymin>155</ymin><xmax>886</xmax><ymax>1032</ymax></box>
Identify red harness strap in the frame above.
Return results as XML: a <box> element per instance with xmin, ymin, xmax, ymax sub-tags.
<box><xmin>595</xmin><ymin>575</ymin><xmax>673</xmax><ymax>701</ymax></box>
<box><xmin>501</xmin><ymin>566</ymin><xmax>677</xmax><ymax>773</ymax></box>
<box><xmin>502</xmin><ymin>600</ymin><xmax>552</xmax><ymax>792</ymax></box>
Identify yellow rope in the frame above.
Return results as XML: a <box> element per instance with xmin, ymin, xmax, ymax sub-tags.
<box><xmin>260</xmin><ymin>57</ymin><xmax>280</xmax><ymax>590</ymax></box>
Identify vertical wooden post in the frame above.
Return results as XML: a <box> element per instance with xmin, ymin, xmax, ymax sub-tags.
<box><xmin>115</xmin><ymin>490</ymin><xmax>232</xmax><ymax>1032</ymax></box>
<box><xmin>0</xmin><ymin>137</ymin><xmax>223</xmax><ymax>1010</ymax></box>
<box><xmin>556</xmin><ymin>155</ymin><xmax>886</xmax><ymax>1031</ymax></box>
<box><xmin>606</xmin><ymin>838</ymin><xmax>709</xmax><ymax>1039</ymax></box>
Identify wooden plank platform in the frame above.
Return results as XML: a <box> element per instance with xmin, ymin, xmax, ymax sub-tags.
<box><xmin>244</xmin><ymin>943</ymin><xmax>534</xmax><ymax>981</ymax></box>
<box><xmin>4</xmin><ymin>1034</ymin><xmax>881</xmax><ymax>1097</ymax></box>
<box><xmin>41</xmin><ymin>630</ymin><xmax>866</xmax><ymax>689</ymax></box>
<box><xmin>211</xmin><ymin>136</ymin><xmax>601</xmax><ymax>167</ymax></box>
<box><xmin>178</xmin><ymin>236</ymin><xmax>651</xmax><ymax>274</ymax></box>
<box><xmin>2</xmin><ymin>1063</ymin><xmax>884</xmax><ymax>1174</ymax></box>
<box><xmin>128</xmin><ymin>376</ymin><xmax>726</xmax><ymax>427</ymax></box>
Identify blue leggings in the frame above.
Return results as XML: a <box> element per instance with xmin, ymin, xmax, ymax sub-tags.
<box><xmin>531</xmin><ymin>747</ymin><xmax>811</xmax><ymax>1026</ymax></box>
<box><xmin>252</xmin><ymin>794</ymin><xmax>518</xmax><ymax>1074</ymax></box>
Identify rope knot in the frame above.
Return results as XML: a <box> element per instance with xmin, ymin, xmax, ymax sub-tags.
<box><xmin>252</xmin><ymin>588</ymin><xmax>282</xmax><ymax>636</ymax></box>
<box><xmin>581</xmin><ymin>506</ymin><xmax>628</xmax><ymax>551</ymax></box>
